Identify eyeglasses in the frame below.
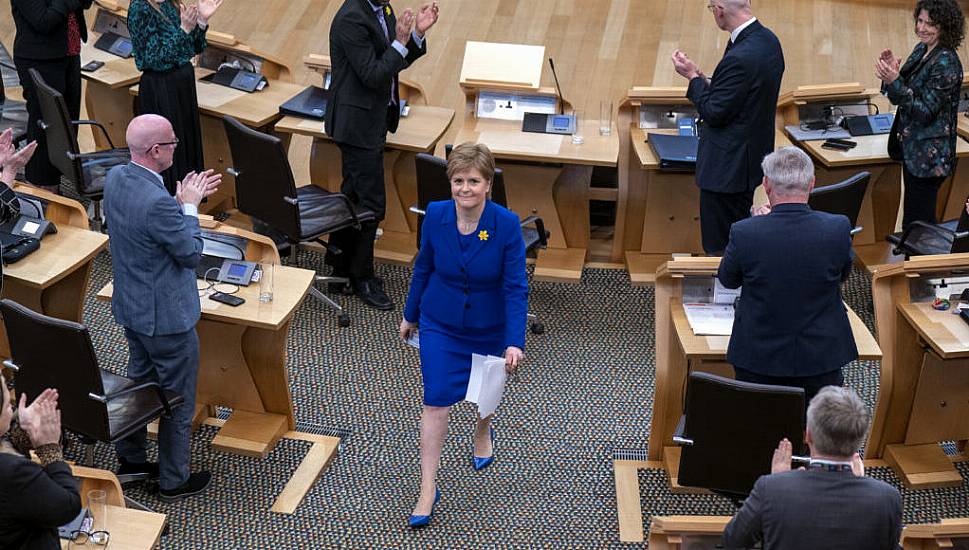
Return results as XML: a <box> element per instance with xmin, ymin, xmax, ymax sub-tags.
<box><xmin>145</xmin><ymin>138</ymin><xmax>179</xmax><ymax>154</ymax></box>
<box><xmin>67</xmin><ymin>529</ymin><xmax>110</xmax><ymax>547</ymax></box>
<box><xmin>707</xmin><ymin>3</ymin><xmax>723</xmax><ymax>11</ymax></box>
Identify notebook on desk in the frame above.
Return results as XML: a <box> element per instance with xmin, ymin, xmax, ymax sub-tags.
<box><xmin>647</xmin><ymin>132</ymin><xmax>698</xmax><ymax>171</ymax></box>
<box><xmin>279</xmin><ymin>85</ymin><xmax>329</xmax><ymax>120</ymax></box>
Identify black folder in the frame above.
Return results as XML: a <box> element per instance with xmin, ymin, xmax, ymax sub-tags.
<box><xmin>647</xmin><ymin>132</ymin><xmax>699</xmax><ymax>172</ymax></box>
<box><xmin>278</xmin><ymin>86</ymin><xmax>329</xmax><ymax>120</ymax></box>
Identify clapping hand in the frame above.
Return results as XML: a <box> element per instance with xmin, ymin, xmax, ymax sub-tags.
<box><xmin>671</xmin><ymin>50</ymin><xmax>701</xmax><ymax>81</ymax></box>
<box><xmin>0</xmin><ymin>128</ymin><xmax>13</xmax><ymax>167</ymax></box>
<box><xmin>176</xmin><ymin>169</ymin><xmax>221</xmax><ymax>207</ymax></box>
<box><xmin>415</xmin><ymin>2</ymin><xmax>439</xmax><ymax>37</ymax></box>
<box><xmin>395</xmin><ymin>8</ymin><xmax>415</xmax><ymax>44</ymax></box>
<box><xmin>180</xmin><ymin>3</ymin><xmax>199</xmax><ymax>33</ymax></box>
<box><xmin>197</xmin><ymin>0</ymin><xmax>223</xmax><ymax>25</ymax></box>
<box><xmin>18</xmin><ymin>389</ymin><xmax>62</xmax><ymax>448</ymax></box>
<box><xmin>750</xmin><ymin>202</ymin><xmax>772</xmax><ymax>217</ymax></box>
<box><xmin>503</xmin><ymin>346</ymin><xmax>523</xmax><ymax>374</ymax></box>
<box><xmin>770</xmin><ymin>438</ymin><xmax>797</xmax><ymax>474</ymax></box>
<box><xmin>875</xmin><ymin>49</ymin><xmax>901</xmax><ymax>84</ymax></box>
<box><xmin>0</xmin><ymin>136</ymin><xmax>38</xmax><ymax>182</ymax></box>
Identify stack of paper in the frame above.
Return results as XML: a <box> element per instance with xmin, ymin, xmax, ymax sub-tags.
<box><xmin>465</xmin><ymin>354</ymin><xmax>507</xmax><ymax>417</ymax></box>
<box><xmin>683</xmin><ymin>303</ymin><xmax>735</xmax><ymax>336</ymax></box>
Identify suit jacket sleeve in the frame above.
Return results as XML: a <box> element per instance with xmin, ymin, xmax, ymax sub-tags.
<box><xmin>717</xmin><ymin>225</ymin><xmax>743</xmax><ymax>289</ymax></box>
<box><xmin>149</xmin><ymin>197</ymin><xmax>203</xmax><ymax>269</ymax></box>
<box><xmin>886</xmin><ymin>52</ymin><xmax>961</xmax><ymax>126</ymax></box>
<box><xmin>722</xmin><ymin>476</ymin><xmax>766</xmax><ymax>549</ymax></box>
<box><xmin>840</xmin><ymin>218</ymin><xmax>855</xmax><ymax>282</ymax></box>
<box><xmin>687</xmin><ymin>55</ymin><xmax>752</xmax><ymax>128</ymax></box>
<box><xmin>335</xmin><ymin>11</ymin><xmax>408</xmax><ymax>93</ymax></box>
<box><xmin>11</xmin><ymin>0</ymin><xmax>81</xmax><ymax>33</ymax></box>
<box><xmin>8</xmin><ymin>460</ymin><xmax>81</xmax><ymax>528</ymax></box>
<box><xmin>502</xmin><ymin>214</ymin><xmax>529</xmax><ymax>350</ymax></box>
<box><xmin>888</xmin><ymin>489</ymin><xmax>903</xmax><ymax>549</ymax></box>
<box><xmin>403</xmin><ymin>33</ymin><xmax>427</xmax><ymax>67</ymax></box>
<box><xmin>404</xmin><ymin>207</ymin><xmax>436</xmax><ymax>323</ymax></box>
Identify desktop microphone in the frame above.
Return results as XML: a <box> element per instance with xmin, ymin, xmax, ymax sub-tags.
<box><xmin>548</xmin><ymin>57</ymin><xmax>565</xmax><ymax>115</ymax></box>
<box><xmin>521</xmin><ymin>58</ymin><xmax>577</xmax><ymax>136</ymax></box>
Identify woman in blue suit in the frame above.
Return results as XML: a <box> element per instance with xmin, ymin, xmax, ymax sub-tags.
<box><xmin>399</xmin><ymin>142</ymin><xmax>528</xmax><ymax>528</ymax></box>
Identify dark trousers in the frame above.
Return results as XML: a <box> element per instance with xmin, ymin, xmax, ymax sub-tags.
<box><xmin>115</xmin><ymin>327</ymin><xmax>199</xmax><ymax>491</ymax></box>
<box><xmin>138</xmin><ymin>64</ymin><xmax>204</xmax><ymax>195</ymax></box>
<box><xmin>14</xmin><ymin>55</ymin><xmax>82</xmax><ymax>188</ymax></box>
<box><xmin>327</xmin><ymin>142</ymin><xmax>385</xmax><ymax>281</ymax></box>
<box><xmin>902</xmin><ymin>164</ymin><xmax>946</xmax><ymax>228</ymax></box>
<box><xmin>733</xmin><ymin>367</ymin><xmax>844</xmax><ymax>410</ymax></box>
<box><xmin>699</xmin><ymin>188</ymin><xmax>755</xmax><ymax>255</ymax></box>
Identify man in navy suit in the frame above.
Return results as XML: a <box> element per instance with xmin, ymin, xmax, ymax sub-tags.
<box><xmin>325</xmin><ymin>0</ymin><xmax>438</xmax><ymax>310</ymax></box>
<box><xmin>104</xmin><ymin>114</ymin><xmax>220</xmax><ymax>501</ymax></box>
<box><xmin>671</xmin><ymin>0</ymin><xmax>785</xmax><ymax>255</ymax></box>
<box><xmin>717</xmin><ymin>147</ymin><xmax>858</xmax><ymax>403</ymax></box>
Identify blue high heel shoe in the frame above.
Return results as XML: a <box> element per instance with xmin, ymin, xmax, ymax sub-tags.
<box><xmin>472</xmin><ymin>427</ymin><xmax>496</xmax><ymax>471</ymax></box>
<box><xmin>408</xmin><ymin>489</ymin><xmax>440</xmax><ymax>529</ymax></box>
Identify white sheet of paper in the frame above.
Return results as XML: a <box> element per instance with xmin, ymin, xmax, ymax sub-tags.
<box><xmin>405</xmin><ymin>330</ymin><xmax>420</xmax><ymax>349</ymax></box>
<box><xmin>465</xmin><ymin>353</ymin><xmax>507</xmax><ymax>418</ymax></box>
<box><xmin>683</xmin><ymin>303</ymin><xmax>735</xmax><ymax>336</ymax></box>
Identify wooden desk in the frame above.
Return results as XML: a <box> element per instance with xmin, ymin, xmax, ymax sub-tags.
<box><xmin>902</xmin><ymin>518</ymin><xmax>969</xmax><ymax>550</ymax></box>
<box><xmin>273</xmin><ymin>104</ymin><xmax>455</xmax><ymax>264</ymax></box>
<box><xmin>648</xmin><ymin>515</ymin><xmax>731</xmax><ymax>550</ymax></box>
<box><xmin>61</xmin><ymin>505</ymin><xmax>166</xmax><ymax>550</ymax></box>
<box><xmin>650</xmin><ymin>257</ymin><xmax>880</xmax><ymax>480</ymax></box>
<box><xmin>453</xmin><ymin>117</ymin><xmax>620</xmax><ymax>282</ymax></box>
<box><xmin>129</xmin><ymin>72</ymin><xmax>305</xmax><ymax>214</ymax></box>
<box><xmin>97</xmin><ymin>225</ymin><xmax>314</xmax><ymax>457</ymax></box>
<box><xmin>868</xmin><ymin>254</ymin><xmax>969</xmax><ymax>489</ymax></box>
<box><xmin>79</xmin><ymin>39</ymin><xmax>140</xmax><ymax>149</ymax></box>
<box><xmin>0</xmin><ymin>187</ymin><xmax>106</xmax><ymax>359</ymax></box>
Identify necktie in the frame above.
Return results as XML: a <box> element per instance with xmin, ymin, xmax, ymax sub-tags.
<box><xmin>375</xmin><ymin>8</ymin><xmax>398</xmax><ymax>106</ymax></box>
<box><xmin>724</xmin><ymin>40</ymin><xmax>734</xmax><ymax>56</ymax></box>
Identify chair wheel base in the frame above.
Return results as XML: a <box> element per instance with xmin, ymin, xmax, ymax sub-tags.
<box><xmin>530</xmin><ymin>322</ymin><xmax>544</xmax><ymax>335</ymax></box>
<box><xmin>338</xmin><ymin>314</ymin><xmax>351</xmax><ymax>328</ymax></box>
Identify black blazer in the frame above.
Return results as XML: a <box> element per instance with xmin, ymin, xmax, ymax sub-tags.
<box><xmin>718</xmin><ymin>204</ymin><xmax>858</xmax><ymax>377</ymax></box>
<box><xmin>326</xmin><ymin>0</ymin><xmax>426</xmax><ymax>149</ymax></box>
<box><xmin>0</xmin><ymin>453</ymin><xmax>81</xmax><ymax>550</ymax></box>
<box><xmin>11</xmin><ymin>0</ymin><xmax>93</xmax><ymax>60</ymax></box>
<box><xmin>722</xmin><ymin>470</ymin><xmax>902</xmax><ymax>550</ymax></box>
<box><xmin>687</xmin><ymin>20</ymin><xmax>784</xmax><ymax>193</ymax></box>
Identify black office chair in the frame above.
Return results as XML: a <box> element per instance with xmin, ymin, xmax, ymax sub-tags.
<box><xmin>29</xmin><ymin>68</ymin><xmax>129</xmax><ymax>229</ymax></box>
<box><xmin>886</xmin><ymin>200</ymin><xmax>969</xmax><ymax>257</ymax></box>
<box><xmin>673</xmin><ymin>372</ymin><xmax>805</xmax><ymax>502</ymax></box>
<box><xmin>808</xmin><ymin>171</ymin><xmax>870</xmax><ymax>237</ymax></box>
<box><xmin>0</xmin><ymin>59</ymin><xmax>27</xmax><ymax>146</ymax></box>
<box><xmin>413</xmin><ymin>152</ymin><xmax>548</xmax><ymax>334</ymax></box>
<box><xmin>0</xmin><ymin>299</ymin><xmax>182</xmax><ymax>506</ymax></box>
<box><xmin>223</xmin><ymin>115</ymin><xmax>375</xmax><ymax>327</ymax></box>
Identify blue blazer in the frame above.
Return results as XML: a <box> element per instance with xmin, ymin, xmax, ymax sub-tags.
<box><xmin>404</xmin><ymin>200</ymin><xmax>528</xmax><ymax>350</ymax></box>
<box><xmin>717</xmin><ymin>204</ymin><xmax>858</xmax><ymax>377</ymax></box>
<box><xmin>104</xmin><ymin>163</ymin><xmax>203</xmax><ymax>336</ymax></box>
<box><xmin>687</xmin><ymin>20</ymin><xmax>785</xmax><ymax>193</ymax></box>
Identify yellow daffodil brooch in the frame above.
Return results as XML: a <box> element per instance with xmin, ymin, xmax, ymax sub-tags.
<box><xmin>385</xmin><ymin>5</ymin><xmax>391</xmax><ymax>15</ymax></box>
<box><xmin>478</xmin><ymin>230</ymin><xmax>489</xmax><ymax>241</ymax></box>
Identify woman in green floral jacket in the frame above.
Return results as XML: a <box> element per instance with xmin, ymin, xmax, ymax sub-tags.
<box><xmin>876</xmin><ymin>0</ymin><xmax>964</xmax><ymax>228</ymax></box>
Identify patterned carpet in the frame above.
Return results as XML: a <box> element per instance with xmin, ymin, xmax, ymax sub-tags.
<box><xmin>54</xmin><ymin>245</ymin><xmax>969</xmax><ymax>548</ymax></box>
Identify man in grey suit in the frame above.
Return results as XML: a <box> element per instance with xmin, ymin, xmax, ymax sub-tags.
<box><xmin>722</xmin><ymin>386</ymin><xmax>902</xmax><ymax>550</ymax></box>
<box><xmin>104</xmin><ymin>114</ymin><xmax>221</xmax><ymax>501</ymax></box>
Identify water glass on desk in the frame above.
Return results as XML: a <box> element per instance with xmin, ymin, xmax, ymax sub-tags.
<box><xmin>599</xmin><ymin>100</ymin><xmax>613</xmax><ymax>136</ymax></box>
<box><xmin>259</xmin><ymin>261</ymin><xmax>275</xmax><ymax>303</ymax></box>
<box><xmin>571</xmin><ymin>110</ymin><xmax>584</xmax><ymax>145</ymax></box>
<box><xmin>86</xmin><ymin>490</ymin><xmax>109</xmax><ymax>545</ymax></box>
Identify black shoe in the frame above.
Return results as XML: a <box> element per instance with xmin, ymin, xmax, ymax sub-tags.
<box><xmin>327</xmin><ymin>280</ymin><xmax>353</xmax><ymax>295</ymax></box>
<box><xmin>116</xmin><ymin>459</ymin><xmax>160</xmax><ymax>482</ymax></box>
<box><xmin>158</xmin><ymin>471</ymin><xmax>213</xmax><ymax>502</ymax></box>
<box><xmin>355</xmin><ymin>278</ymin><xmax>394</xmax><ymax>310</ymax></box>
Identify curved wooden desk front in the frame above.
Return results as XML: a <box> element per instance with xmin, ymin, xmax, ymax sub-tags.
<box><xmin>650</xmin><ymin>257</ymin><xmax>881</xmax><ymax>483</ymax></box>
<box><xmin>0</xmin><ymin>185</ymin><xmax>106</xmax><ymax>359</ymax></box>
<box><xmin>273</xmin><ymin>104</ymin><xmax>455</xmax><ymax>265</ymax></box>
<box><xmin>96</xmin><ymin>224</ymin><xmax>314</xmax><ymax>458</ymax></box>
<box><xmin>868</xmin><ymin>254</ymin><xmax>969</xmax><ymax>489</ymax></box>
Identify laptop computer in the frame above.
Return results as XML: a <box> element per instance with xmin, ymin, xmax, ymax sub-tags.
<box><xmin>279</xmin><ymin>85</ymin><xmax>329</xmax><ymax>120</ymax></box>
<box><xmin>647</xmin><ymin>132</ymin><xmax>699</xmax><ymax>172</ymax></box>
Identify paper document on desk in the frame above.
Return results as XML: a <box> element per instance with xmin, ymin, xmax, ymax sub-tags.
<box><xmin>466</xmin><ymin>353</ymin><xmax>507</xmax><ymax>418</ymax></box>
<box><xmin>683</xmin><ymin>303</ymin><xmax>735</xmax><ymax>336</ymax></box>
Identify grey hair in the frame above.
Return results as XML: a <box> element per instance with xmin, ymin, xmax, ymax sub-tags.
<box><xmin>806</xmin><ymin>386</ymin><xmax>869</xmax><ymax>458</ymax></box>
<box><xmin>761</xmin><ymin>146</ymin><xmax>815</xmax><ymax>197</ymax></box>
<box><xmin>721</xmin><ymin>0</ymin><xmax>752</xmax><ymax>13</ymax></box>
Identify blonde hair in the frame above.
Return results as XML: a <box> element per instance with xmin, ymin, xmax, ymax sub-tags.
<box><xmin>447</xmin><ymin>142</ymin><xmax>496</xmax><ymax>183</ymax></box>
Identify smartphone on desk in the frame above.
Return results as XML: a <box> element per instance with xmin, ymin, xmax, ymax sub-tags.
<box><xmin>81</xmin><ymin>60</ymin><xmax>105</xmax><ymax>72</ymax></box>
<box><xmin>209</xmin><ymin>292</ymin><xmax>245</xmax><ymax>307</ymax></box>
<box><xmin>821</xmin><ymin>139</ymin><xmax>853</xmax><ymax>151</ymax></box>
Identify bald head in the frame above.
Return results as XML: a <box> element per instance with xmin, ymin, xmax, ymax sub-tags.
<box><xmin>711</xmin><ymin>0</ymin><xmax>754</xmax><ymax>32</ymax></box>
<box><xmin>127</xmin><ymin>114</ymin><xmax>177</xmax><ymax>172</ymax></box>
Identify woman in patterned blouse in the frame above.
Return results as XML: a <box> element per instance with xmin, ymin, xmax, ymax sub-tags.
<box><xmin>128</xmin><ymin>0</ymin><xmax>223</xmax><ymax>193</ymax></box>
<box><xmin>876</xmin><ymin>0</ymin><xmax>965</xmax><ymax>228</ymax></box>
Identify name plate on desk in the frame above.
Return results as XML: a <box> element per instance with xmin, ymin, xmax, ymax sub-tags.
<box><xmin>476</xmin><ymin>91</ymin><xmax>556</xmax><ymax>121</ymax></box>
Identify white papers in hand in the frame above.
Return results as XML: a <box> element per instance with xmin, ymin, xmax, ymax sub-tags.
<box><xmin>405</xmin><ymin>330</ymin><xmax>420</xmax><ymax>349</ymax></box>
<box><xmin>683</xmin><ymin>303</ymin><xmax>735</xmax><ymax>336</ymax></box>
<box><xmin>466</xmin><ymin>353</ymin><xmax>507</xmax><ymax>418</ymax></box>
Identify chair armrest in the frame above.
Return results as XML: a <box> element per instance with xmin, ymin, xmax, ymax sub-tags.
<box><xmin>67</xmin><ymin>148</ymin><xmax>128</xmax><ymax>162</ymax></box>
<box><xmin>0</xmin><ymin>60</ymin><xmax>15</xmax><ymax>71</ymax></box>
<box><xmin>2</xmin><ymin>359</ymin><xmax>19</xmax><ymax>372</ymax></box>
<box><xmin>88</xmin><ymin>381</ymin><xmax>175</xmax><ymax>416</ymax></box>
<box><xmin>850</xmin><ymin>226</ymin><xmax>862</xmax><ymax>236</ymax></box>
<box><xmin>520</xmin><ymin>215</ymin><xmax>549</xmax><ymax>248</ymax></box>
<box><xmin>892</xmin><ymin>220</ymin><xmax>963</xmax><ymax>255</ymax></box>
<box><xmin>409</xmin><ymin>205</ymin><xmax>426</xmax><ymax>216</ymax></box>
<box><xmin>305</xmin><ymin>191</ymin><xmax>366</xmax><ymax>228</ymax></box>
<box><xmin>70</xmin><ymin>120</ymin><xmax>117</xmax><ymax>149</ymax></box>
<box><xmin>672</xmin><ymin>415</ymin><xmax>693</xmax><ymax>446</ymax></box>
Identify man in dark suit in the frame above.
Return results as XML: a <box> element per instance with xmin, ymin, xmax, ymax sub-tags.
<box><xmin>325</xmin><ymin>0</ymin><xmax>438</xmax><ymax>310</ymax></box>
<box><xmin>722</xmin><ymin>386</ymin><xmax>902</xmax><ymax>550</ymax></box>
<box><xmin>671</xmin><ymin>0</ymin><xmax>784</xmax><ymax>255</ymax></box>
<box><xmin>717</xmin><ymin>147</ymin><xmax>858</xmax><ymax>403</ymax></box>
<box><xmin>104</xmin><ymin>114</ymin><xmax>220</xmax><ymax>501</ymax></box>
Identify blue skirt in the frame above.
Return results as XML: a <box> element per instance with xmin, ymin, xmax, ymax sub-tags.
<box><xmin>419</xmin><ymin>314</ymin><xmax>504</xmax><ymax>407</ymax></box>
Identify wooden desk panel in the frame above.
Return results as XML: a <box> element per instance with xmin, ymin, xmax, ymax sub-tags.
<box><xmin>455</xmin><ymin>118</ymin><xmax>619</xmax><ymax>167</ymax></box>
<box><xmin>60</xmin><ymin>505</ymin><xmax>166</xmax><ymax>550</ymax></box>
<box><xmin>275</xmin><ymin>105</ymin><xmax>455</xmax><ymax>153</ymax></box>
<box><xmin>898</xmin><ymin>301</ymin><xmax>969</xmax><ymax>359</ymax></box>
